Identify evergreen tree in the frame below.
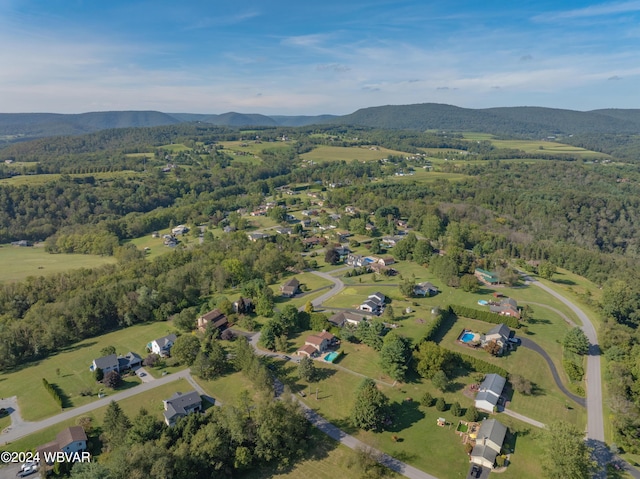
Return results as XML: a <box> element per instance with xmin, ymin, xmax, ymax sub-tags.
<box><xmin>379</xmin><ymin>332</ymin><xmax>410</xmax><ymax>381</ymax></box>
<box><xmin>351</xmin><ymin>379</ymin><xmax>390</xmax><ymax>432</ymax></box>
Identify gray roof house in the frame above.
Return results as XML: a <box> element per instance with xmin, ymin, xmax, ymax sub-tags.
<box><xmin>118</xmin><ymin>351</ymin><xmax>142</xmax><ymax>371</ymax></box>
<box><xmin>414</xmin><ymin>282</ymin><xmax>439</xmax><ymax>297</ymax></box>
<box><xmin>470</xmin><ymin>419</ymin><xmax>507</xmax><ymax>469</ymax></box>
<box><xmin>281</xmin><ymin>277</ymin><xmax>300</xmax><ymax>297</ymax></box>
<box><xmin>329</xmin><ymin>311</ymin><xmax>367</xmax><ymax>327</ymax></box>
<box><xmin>90</xmin><ymin>354</ymin><xmax>119</xmax><ymax>374</ymax></box>
<box><xmin>37</xmin><ymin>426</ymin><xmax>88</xmax><ymax>467</ymax></box>
<box><xmin>475</xmin><ymin>373</ymin><xmax>506</xmax><ymax>412</ymax></box>
<box><xmin>481</xmin><ymin>324</ymin><xmax>511</xmax><ymax>355</ymax></box>
<box><xmin>148</xmin><ymin>333</ymin><xmax>178</xmax><ymax>357</ymax></box>
<box><xmin>163</xmin><ymin>390</ymin><xmax>203</xmax><ymax>426</ymax></box>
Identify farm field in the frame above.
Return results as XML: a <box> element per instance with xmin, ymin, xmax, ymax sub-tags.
<box><xmin>383</xmin><ymin>169</ymin><xmax>469</xmax><ymax>183</ymax></box>
<box><xmin>301</xmin><ymin>145</ymin><xmax>411</xmax><ymax>162</ymax></box>
<box><xmin>0</xmin><ymin>245</ymin><xmax>116</xmax><ymax>283</ymax></box>
<box><xmin>490</xmin><ymin>139</ymin><xmax>611</xmax><ymax>159</ymax></box>
<box><xmin>0</xmin><ymin>321</ymin><xmax>179</xmax><ymax>421</ymax></box>
<box><xmin>220</xmin><ymin>140</ymin><xmax>294</xmax><ymax>156</ymax></box>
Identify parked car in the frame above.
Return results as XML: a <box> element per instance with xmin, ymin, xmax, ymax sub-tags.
<box><xmin>16</xmin><ymin>464</ymin><xmax>37</xmax><ymax>477</ymax></box>
<box><xmin>508</xmin><ymin>337</ymin><xmax>521</xmax><ymax>345</ymax></box>
<box><xmin>470</xmin><ymin>464</ymin><xmax>482</xmax><ymax>478</ymax></box>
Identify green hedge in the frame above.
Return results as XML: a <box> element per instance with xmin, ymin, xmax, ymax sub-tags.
<box><xmin>448</xmin><ymin>304</ymin><xmax>520</xmax><ymax>329</ymax></box>
<box><xmin>42</xmin><ymin>378</ymin><xmax>63</xmax><ymax>408</ymax></box>
<box><xmin>420</xmin><ymin>308</ymin><xmax>447</xmax><ymax>342</ymax></box>
<box><xmin>456</xmin><ymin>352</ymin><xmax>509</xmax><ymax>377</ymax></box>
<box><xmin>562</xmin><ymin>359</ymin><xmax>584</xmax><ymax>381</ymax></box>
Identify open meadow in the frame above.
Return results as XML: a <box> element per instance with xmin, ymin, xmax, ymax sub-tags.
<box><xmin>0</xmin><ymin>322</ymin><xmax>179</xmax><ymax>421</ymax></box>
<box><xmin>301</xmin><ymin>145</ymin><xmax>411</xmax><ymax>162</ymax></box>
<box><xmin>0</xmin><ymin>245</ymin><xmax>116</xmax><ymax>283</ymax></box>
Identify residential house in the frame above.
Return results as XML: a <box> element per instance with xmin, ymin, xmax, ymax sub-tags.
<box><xmin>281</xmin><ymin>277</ymin><xmax>300</xmax><ymax>297</ymax></box>
<box><xmin>296</xmin><ymin>344</ymin><xmax>318</xmax><ymax>358</ymax></box>
<box><xmin>414</xmin><ymin>282</ymin><xmax>439</xmax><ymax>297</ymax></box>
<box><xmin>118</xmin><ymin>351</ymin><xmax>142</xmax><ymax>371</ymax></box>
<box><xmin>148</xmin><ymin>334</ymin><xmax>178</xmax><ymax>357</ymax></box>
<box><xmin>481</xmin><ymin>323</ymin><xmax>512</xmax><ymax>354</ymax></box>
<box><xmin>171</xmin><ymin>225</ymin><xmax>189</xmax><ymax>235</ymax></box>
<box><xmin>474</xmin><ymin>268</ymin><xmax>501</xmax><ymax>285</ymax></box>
<box><xmin>10</xmin><ymin>240</ymin><xmax>31</xmax><ymax>247</ymax></box>
<box><xmin>490</xmin><ymin>298</ymin><xmax>520</xmax><ymax>319</ymax></box>
<box><xmin>345</xmin><ymin>206</ymin><xmax>357</xmax><ymax>214</ymax></box>
<box><xmin>334</xmin><ymin>244</ymin><xmax>350</xmax><ymax>257</ymax></box>
<box><xmin>381</xmin><ymin>236</ymin><xmax>403</xmax><ymax>247</ymax></box>
<box><xmin>302</xmin><ymin>236</ymin><xmax>320</xmax><ymax>246</ymax></box>
<box><xmin>346</xmin><ymin>253</ymin><xmax>365</xmax><ymax>267</ymax></box>
<box><xmin>37</xmin><ymin>426</ymin><xmax>88</xmax><ymax>467</ymax></box>
<box><xmin>163</xmin><ymin>391</ymin><xmax>203</xmax><ymax>426</ymax></box>
<box><xmin>90</xmin><ymin>354</ymin><xmax>119</xmax><ymax>374</ymax></box>
<box><xmin>378</xmin><ymin>256</ymin><xmax>396</xmax><ymax>266</ymax></box>
<box><xmin>359</xmin><ymin>292</ymin><xmax>386</xmax><ymax>315</ymax></box>
<box><xmin>470</xmin><ymin>419</ymin><xmax>507</xmax><ymax>469</ymax></box>
<box><xmin>304</xmin><ymin>331</ymin><xmax>336</xmax><ymax>353</ymax></box>
<box><xmin>247</xmin><ymin>232</ymin><xmax>270</xmax><ymax>242</ymax></box>
<box><xmin>197</xmin><ymin>309</ymin><xmax>229</xmax><ymax>332</ymax></box>
<box><xmin>275</xmin><ymin>226</ymin><xmax>293</xmax><ymax>235</ymax></box>
<box><xmin>328</xmin><ymin>311</ymin><xmax>366</xmax><ymax>328</ymax></box>
<box><xmin>232</xmin><ymin>297</ymin><xmax>253</xmax><ymax>314</ymax></box>
<box><xmin>474</xmin><ymin>373</ymin><xmax>506</xmax><ymax>412</ymax></box>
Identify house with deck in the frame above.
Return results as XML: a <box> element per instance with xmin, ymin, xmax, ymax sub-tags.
<box><xmin>148</xmin><ymin>333</ymin><xmax>178</xmax><ymax>357</ymax></box>
<box><xmin>474</xmin><ymin>373</ymin><xmax>506</xmax><ymax>412</ymax></box>
<box><xmin>414</xmin><ymin>282</ymin><xmax>439</xmax><ymax>297</ymax></box>
<box><xmin>481</xmin><ymin>323</ymin><xmax>511</xmax><ymax>355</ymax></box>
<box><xmin>163</xmin><ymin>390</ymin><xmax>203</xmax><ymax>426</ymax></box>
<box><xmin>490</xmin><ymin>298</ymin><xmax>520</xmax><ymax>319</ymax></box>
<box><xmin>197</xmin><ymin>309</ymin><xmax>229</xmax><ymax>332</ymax></box>
<box><xmin>470</xmin><ymin>419</ymin><xmax>507</xmax><ymax>469</ymax></box>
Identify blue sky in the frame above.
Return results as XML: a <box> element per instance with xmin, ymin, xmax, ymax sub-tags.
<box><xmin>1</xmin><ymin>0</ymin><xmax>639</xmax><ymax>114</ymax></box>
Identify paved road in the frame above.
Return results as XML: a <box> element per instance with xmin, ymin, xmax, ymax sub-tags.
<box><xmin>521</xmin><ymin>274</ymin><xmax>604</xmax><ymax>442</ymax></box>
<box><xmin>519</xmin><ymin>337</ymin><xmax>585</xmax><ymax>407</ymax></box>
<box><xmin>307</xmin><ymin>270</ymin><xmax>346</xmax><ymax>307</ymax></box>
<box><xmin>0</xmin><ymin>369</ymin><xmax>194</xmax><ymax>445</ymax></box>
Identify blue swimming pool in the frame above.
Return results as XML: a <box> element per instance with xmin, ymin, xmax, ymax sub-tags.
<box><xmin>324</xmin><ymin>351</ymin><xmax>340</xmax><ymax>362</ymax></box>
<box><xmin>461</xmin><ymin>332</ymin><xmax>475</xmax><ymax>343</ymax></box>
<box><xmin>477</xmin><ymin>300</ymin><xmax>488</xmax><ymax>305</ymax></box>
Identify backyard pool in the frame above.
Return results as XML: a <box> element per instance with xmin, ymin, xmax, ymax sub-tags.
<box><xmin>460</xmin><ymin>332</ymin><xmax>476</xmax><ymax>343</ymax></box>
<box><xmin>324</xmin><ymin>351</ymin><xmax>340</xmax><ymax>362</ymax></box>
<box><xmin>477</xmin><ymin>300</ymin><xmax>488</xmax><ymax>305</ymax></box>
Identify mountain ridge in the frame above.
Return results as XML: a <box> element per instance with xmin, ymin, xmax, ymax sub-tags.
<box><xmin>2</xmin><ymin>103</ymin><xmax>640</xmax><ymax>144</ymax></box>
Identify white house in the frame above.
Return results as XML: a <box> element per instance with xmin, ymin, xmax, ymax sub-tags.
<box><xmin>470</xmin><ymin>419</ymin><xmax>507</xmax><ymax>468</ymax></box>
<box><xmin>148</xmin><ymin>334</ymin><xmax>178</xmax><ymax>357</ymax></box>
<box><xmin>475</xmin><ymin>373</ymin><xmax>506</xmax><ymax>412</ymax></box>
<box><xmin>90</xmin><ymin>354</ymin><xmax>119</xmax><ymax>374</ymax></box>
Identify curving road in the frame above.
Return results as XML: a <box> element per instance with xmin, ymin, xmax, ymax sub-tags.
<box><xmin>518</xmin><ymin>337</ymin><xmax>585</xmax><ymax>407</ymax></box>
<box><xmin>521</xmin><ymin>274</ymin><xmax>604</xmax><ymax>442</ymax></box>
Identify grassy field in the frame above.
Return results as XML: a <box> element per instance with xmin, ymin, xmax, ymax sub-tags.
<box><xmin>384</xmin><ymin>169</ymin><xmax>469</xmax><ymax>183</ymax></box>
<box><xmin>0</xmin><ymin>321</ymin><xmax>179</xmax><ymax>421</ymax></box>
<box><xmin>158</xmin><ymin>143</ymin><xmax>192</xmax><ymax>152</ymax></box>
<box><xmin>0</xmin><ymin>245</ymin><xmax>116</xmax><ymax>283</ymax></box>
<box><xmin>490</xmin><ymin>139</ymin><xmax>610</xmax><ymax>159</ymax></box>
<box><xmin>4</xmin><ymin>379</ymin><xmax>194</xmax><ymax>453</ymax></box>
<box><xmin>301</xmin><ymin>145</ymin><xmax>411</xmax><ymax>163</ymax></box>
<box><xmin>125</xmin><ymin>227</ymin><xmax>200</xmax><ymax>260</ymax></box>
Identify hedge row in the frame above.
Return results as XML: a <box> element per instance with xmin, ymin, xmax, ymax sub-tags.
<box><xmin>420</xmin><ymin>309</ymin><xmax>446</xmax><ymax>342</ymax></box>
<box><xmin>448</xmin><ymin>304</ymin><xmax>520</xmax><ymax>329</ymax></box>
<box><xmin>455</xmin><ymin>352</ymin><xmax>509</xmax><ymax>378</ymax></box>
<box><xmin>42</xmin><ymin>378</ymin><xmax>63</xmax><ymax>407</ymax></box>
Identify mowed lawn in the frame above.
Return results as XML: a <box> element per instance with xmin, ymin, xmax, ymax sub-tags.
<box><xmin>0</xmin><ymin>321</ymin><xmax>179</xmax><ymax>421</ymax></box>
<box><xmin>0</xmin><ymin>170</ymin><xmax>141</xmax><ymax>186</ymax></box>
<box><xmin>4</xmin><ymin>379</ymin><xmax>195</xmax><ymax>453</ymax></box>
<box><xmin>0</xmin><ymin>245</ymin><xmax>116</xmax><ymax>283</ymax></box>
<box><xmin>301</xmin><ymin>145</ymin><xmax>411</xmax><ymax>162</ymax></box>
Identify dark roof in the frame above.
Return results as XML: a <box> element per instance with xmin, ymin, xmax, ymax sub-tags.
<box><xmin>93</xmin><ymin>354</ymin><xmax>118</xmax><ymax>370</ymax></box>
<box><xmin>199</xmin><ymin>309</ymin><xmax>226</xmax><ymax>323</ymax></box>
<box><xmin>163</xmin><ymin>391</ymin><xmax>202</xmax><ymax>421</ymax></box>
<box><xmin>329</xmin><ymin>311</ymin><xmax>365</xmax><ymax>326</ymax></box>
<box><xmin>368</xmin><ymin>292</ymin><xmax>386</xmax><ymax>305</ymax></box>
<box><xmin>480</xmin><ymin>373</ymin><xmax>506</xmax><ymax>397</ymax></box>
<box><xmin>56</xmin><ymin>426</ymin><xmax>87</xmax><ymax>448</ymax></box>
<box><xmin>283</xmin><ymin>277</ymin><xmax>300</xmax><ymax>289</ymax></box>
<box><xmin>486</xmin><ymin>323</ymin><xmax>511</xmax><ymax>339</ymax></box>
<box><xmin>471</xmin><ymin>443</ymin><xmax>499</xmax><ymax>464</ymax></box>
<box><xmin>154</xmin><ymin>334</ymin><xmax>177</xmax><ymax>349</ymax></box>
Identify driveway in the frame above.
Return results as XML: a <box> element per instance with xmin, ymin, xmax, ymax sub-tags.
<box><xmin>134</xmin><ymin>367</ymin><xmax>154</xmax><ymax>383</ymax></box>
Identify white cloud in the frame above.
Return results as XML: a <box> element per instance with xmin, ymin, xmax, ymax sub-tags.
<box><xmin>535</xmin><ymin>0</ymin><xmax>640</xmax><ymax>21</ymax></box>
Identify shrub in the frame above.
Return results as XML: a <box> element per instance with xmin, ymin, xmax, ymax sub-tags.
<box><xmin>42</xmin><ymin>378</ymin><xmax>63</xmax><ymax>408</ymax></box>
<box><xmin>435</xmin><ymin>397</ymin><xmax>446</xmax><ymax>411</ymax></box>
<box><xmin>496</xmin><ymin>455</ymin><xmax>506</xmax><ymax>467</ymax></box>
<box><xmin>420</xmin><ymin>392</ymin><xmax>434</xmax><ymax>407</ymax></box>
<box><xmin>448</xmin><ymin>304</ymin><xmax>519</xmax><ymax>329</ymax></box>
<box><xmin>562</xmin><ymin>359</ymin><xmax>584</xmax><ymax>381</ymax></box>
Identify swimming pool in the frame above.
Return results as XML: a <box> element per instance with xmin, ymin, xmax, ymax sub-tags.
<box><xmin>477</xmin><ymin>300</ymin><xmax>488</xmax><ymax>305</ymax></box>
<box><xmin>460</xmin><ymin>332</ymin><xmax>475</xmax><ymax>343</ymax></box>
<box><xmin>324</xmin><ymin>351</ymin><xmax>340</xmax><ymax>362</ymax></box>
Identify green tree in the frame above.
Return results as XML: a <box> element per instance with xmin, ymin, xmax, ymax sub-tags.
<box><xmin>460</xmin><ymin>274</ymin><xmax>479</xmax><ymax>293</ymax></box>
<box><xmin>563</xmin><ymin>327</ymin><xmax>590</xmax><ymax>355</ymax></box>
<box><xmin>102</xmin><ymin>401</ymin><xmax>130</xmax><ymax>448</ymax></box>
<box><xmin>324</xmin><ymin>247</ymin><xmax>340</xmax><ymax>265</ymax></box>
<box><xmin>70</xmin><ymin>462</ymin><xmax>112</xmax><ymax>479</ymax></box>
<box><xmin>414</xmin><ymin>341</ymin><xmax>454</xmax><ymax>379</ymax></box>
<box><xmin>379</xmin><ymin>332</ymin><xmax>411</xmax><ymax>381</ymax></box>
<box><xmin>420</xmin><ymin>392</ymin><xmax>434</xmax><ymax>407</ymax></box>
<box><xmin>171</xmin><ymin>334</ymin><xmax>201</xmax><ymax>366</ymax></box>
<box><xmin>538</xmin><ymin>261</ymin><xmax>557</xmax><ymax>280</ymax></box>
<box><xmin>351</xmin><ymin>378</ymin><xmax>390</xmax><ymax>432</ymax></box>
<box><xmin>255</xmin><ymin>292</ymin><xmax>275</xmax><ymax>317</ymax></box>
<box><xmin>542</xmin><ymin>421</ymin><xmax>594</xmax><ymax>479</ymax></box>
<box><xmin>370</xmin><ymin>238</ymin><xmax>382</xmax><ymax>255</ymax></box>
<box><xmin>602</xmin><ymin>280</ymin><xmax>640</xmax><ymax>324</ymax></box>
<box><xmin>259</xmin><ymin>319</ymin><xmax>283</xmax><ymax>350</ymax></box>
<box><xmin>451</xmin><ymin>401</ymin><xmax>462</xmax><ymax>417</ymax></box>
<box><xmin>413</xmin><ymin>240</ymin><xmax>433</xmax><ymax>265</ymax></box>
<box><xmin>310</xmin><ymin>312</ymin><xmax>330</xmax><ymax>331</ymax></box>
<box><xmin>126</xmin><ymin>408</ymin><xmax>163</xmax><ymax>445</ymax></box>
<box><xmin>465</xmin><ymin>405</ymin><xmax>479</xmax><ymax>422</ymax></box>
<box><xmin>94</xmin><ymin>367</ymin><xmax>104</xmax><ymax>382</ymax></box>
<box><xmin>103</xmin><ymin>370</ymin><xmax>121</xmax><ymax>389</ymax></box>
<box><xmin>435</xmin><ymin>397</ymin><xmax>446</xmax><ymax>411</ymax></box>
<box><xmin>298</xmin><ymin>356</ymin><xmax>317</xmax><ymax>382</ymax></box>
<box><xmin>432</xmin><ymin>370</ymin><xmax>450</xmax><ymax>392</ymax></box>
<box><xmin>399</xmin><ymin>276</ymin><xmax>416</xmax><ymax>298</ymax></box>
<box><xmin>100</xmin><ymin>345</ymin><xmax>116</xmax><ymax>356</ymax></box>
